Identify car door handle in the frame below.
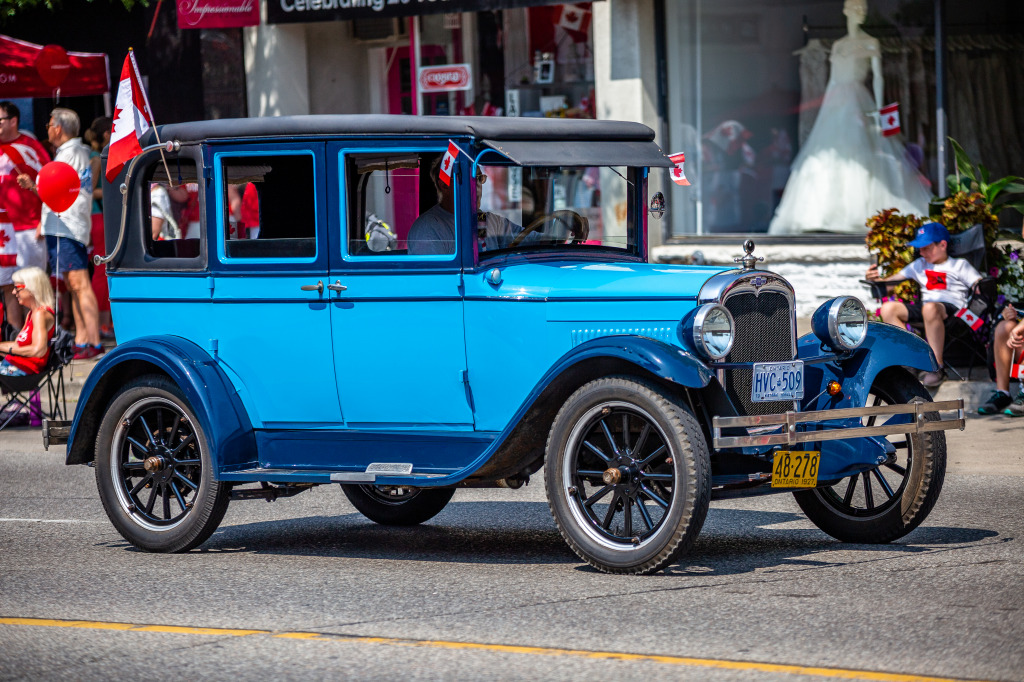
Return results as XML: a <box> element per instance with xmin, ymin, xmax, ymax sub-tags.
<box><xmin>300</xmin><ymin>280</ymin><xmax>323</xmax><ymax>294</ymax></box>
<box><xmin>327</xmin><ymin>280</ymin><xmax>347</xmax><ymax>293</ymax></box>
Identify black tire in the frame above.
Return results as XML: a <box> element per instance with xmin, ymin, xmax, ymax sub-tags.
<box><xmin>545</xmin><ymin>376</ymin><xmax>711</xmax><ymax>575</ymax></box>
<box><xmin>95</xmin><ymin>374</ymin><xmax>231</xmax><ymax>552</ymax></box>
<box><xmin>341</xmin><ymin>484</ymin><xmax>455</xmax><ymax>526</ymax></box>
<box><xmin>794</xmin><ymin>368</ymin><xmax>946</xmax><ymax>543</ymax></box>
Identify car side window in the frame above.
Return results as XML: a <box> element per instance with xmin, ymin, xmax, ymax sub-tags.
<box><xmin>344</xmin><ymin>151</ymin><xmax>451</xmax><ymax>257</ymax></box>
<box><xmin>144</xmin><ymin>159</ymin><xmax>201</xmax><ymax>260</ymax></box>
<box><xmin>221</xmin><ymin>154</ymin><xmax>317</xmax><ymax>259</ymax></box>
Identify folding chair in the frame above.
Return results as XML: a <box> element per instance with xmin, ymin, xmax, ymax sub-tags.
<box><xmin>0</xmin><ymin>325</ymin><xmax>75</xmax><ymax>431</ymax></box>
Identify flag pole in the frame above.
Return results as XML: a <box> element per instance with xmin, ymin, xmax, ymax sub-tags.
<box><xmin>128</xmin><ymin>48</ymin><xmax>174</xmax><ymax>187</ymax></box>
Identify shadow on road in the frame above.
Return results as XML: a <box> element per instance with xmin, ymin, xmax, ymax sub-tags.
<box><xmin>109</xmin><ymin>501</ymin><xmax>1003</xmax><ymax>573</ymax></box>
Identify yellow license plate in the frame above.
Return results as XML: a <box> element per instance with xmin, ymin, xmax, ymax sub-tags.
<box><xmin>771</xmin><ymin>451</ymin><xmax>821</xmax><ymax>488</ymax></box>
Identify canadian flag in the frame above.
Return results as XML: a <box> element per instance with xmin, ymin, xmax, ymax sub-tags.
<box><xmin>0</xmin><ymin>142</ymin><xmax>45</xmax><ymax>179</ymax></box>
<box><xmin>880</xmin><ymin>102</ymin><xmax>901</xmax><ymax>137</ymax></box>
<box><xmin>669</xmin><ymin>152</ymin><xmax>690</xmax><ymax>186</ymax></box>
<box><xmin>1011</xmin><ymin>349</ymin><xmax>1024</xmax><ymax>379</ymax></box>
<box><xmin>557</xmin><ymin>5</ymin><xmax>591</xmax><ymax>34</ymax></box>
<box><xmin>439</xmin><ymin>141</ymin><xmax>459</xmax><ymax>187</ymax></box>
<box><xmin>106</xmin><ymin>51</ymin><xmax>154</xmax><ymax>182</ymax></box>
<box><xmin>0</xmin><ymin>210</ymin><xmax>15</xmax><ymax>267</ymax></box>
<box><xmin>955</xmin><ymin>307</ymin><xmax>984</xmax><ymax>331</ymax></box>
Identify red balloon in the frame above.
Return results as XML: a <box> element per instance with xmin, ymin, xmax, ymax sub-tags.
<box><xmin>37</xmin><ymin>161</ymin><xmax>81</xmax><ymax>213</ymax></box>
<box><xmin>35</xmin><ymin>44</ymin><xmax>71</xmax><ymax>88</ymax></box>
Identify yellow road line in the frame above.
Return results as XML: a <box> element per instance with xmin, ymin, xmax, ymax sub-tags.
<box><xmin>0</xmin><ymin>617</ymin><xmax>989</xmax><ymax>682</ymax></box>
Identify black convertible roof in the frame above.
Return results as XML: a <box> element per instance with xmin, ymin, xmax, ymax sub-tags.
<box><xmin>142</xmin><ymin>115</ymin><xmax>657</xmax><ymax>145</ymax></box>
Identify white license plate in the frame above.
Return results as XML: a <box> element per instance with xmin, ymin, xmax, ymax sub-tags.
<box><xmin>751</xmin><ymin>361</ymin><xmax>804</xmax><ymax>402</ymax></box>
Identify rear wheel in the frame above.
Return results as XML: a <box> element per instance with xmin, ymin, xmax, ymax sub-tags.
<box><xmin>545</xmin><ymin>376</ymin><xmax>710</xmax><ymax>575</ymax></box>
<box><xmin>341</xmin><ymin>485</ymin><xmax>455</xmax><ymax>526</ymax></box>
<box><xmin>95</xmin><ymin>375</ymin><xmax>231</xmax><ymax>552</ymax></box>
<box><xmin>794</xmin><ymin>369</ymin><xmax>946</xmax><ymax>543</ymax></box>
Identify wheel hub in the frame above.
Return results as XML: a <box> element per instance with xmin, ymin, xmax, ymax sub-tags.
<box><xmin>143</xmin><ymin>455</ymin><xmax>167</xmax><ymax>473</ymax></box>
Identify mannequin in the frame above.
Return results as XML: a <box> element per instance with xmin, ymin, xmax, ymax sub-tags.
<box><xmin>769</xmin><ymin>0</ymin><xmax>931</xmax><ymax>234</ymax></box>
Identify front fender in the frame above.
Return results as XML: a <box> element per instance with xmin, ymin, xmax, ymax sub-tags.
<box><xmin>66</xmin><ymin>336</ymin><xmax>256</xmax><ymax>470</ymax></box>
<box><xmin>550</xmin><ymin>335</ymin><xmax>715</xmax><ymax>389</ymax></box>
<box><xmin>798</xmin><ymin>321</ymin><xmax>937</xmax><ymax>413</ymax></box>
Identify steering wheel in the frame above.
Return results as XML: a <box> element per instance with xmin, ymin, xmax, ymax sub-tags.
<box><xmin>509</xmin><ymin>210</ymin><xmax>590</xmax><ymax>247</ymax></box>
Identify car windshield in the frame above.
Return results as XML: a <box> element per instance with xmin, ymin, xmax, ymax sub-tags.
<box><xmin>475</xmin><ymin>164</ymin><xmax>637</xmax><ymax>258</ymax></box>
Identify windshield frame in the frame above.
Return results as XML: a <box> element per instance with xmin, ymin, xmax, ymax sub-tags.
<box><xmin>469</xmin><ymin>158</ymin><xmax>647</xmax><ymax>266</ymax></box>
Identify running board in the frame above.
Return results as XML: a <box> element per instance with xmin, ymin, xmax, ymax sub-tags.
<box><xmin>712</xmin><ymin>399</ymin><xmax>965</xmax><ymax>449</ymax></box>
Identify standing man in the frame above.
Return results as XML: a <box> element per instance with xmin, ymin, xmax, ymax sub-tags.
<box><xmin>22</xmin><ymin>108</ymin><xmax>101</xmax><ymax>359</ymax></box>
<box><xmin>0</xmin><ymin>101</ymin><xmax>50</xmax><ymax>336</ymax></box>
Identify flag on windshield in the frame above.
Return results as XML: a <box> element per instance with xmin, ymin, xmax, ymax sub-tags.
<box><xmin>106</xmin><ymin>50</ymin><xmax>154</xmax><ymax>181</ymax></box>
<box><xmin>669</xmin><ymin>152</ymin><xmax>690</xmax><ymax>186</ymax></box>
<box><xmin>439</xmin><ymin>141</ymin><xmax>459</xmax><ymax>186</ymax></box>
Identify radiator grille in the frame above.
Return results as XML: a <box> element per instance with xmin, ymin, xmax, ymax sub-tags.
<box><xmin>722</xmin><ymin>291</ymin><xmax>794</xmax><ymax>416</ymax></box>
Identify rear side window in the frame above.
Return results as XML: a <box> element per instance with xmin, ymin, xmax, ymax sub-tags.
<box><xmin>144</xmin><ymin>159</ymin><xmax>201</xmax><ymax>260</ymax></box>
<box><xmin>221</xmin><ymin>154</ymin><xmax>317</xmax><ymax>259</ymax></box>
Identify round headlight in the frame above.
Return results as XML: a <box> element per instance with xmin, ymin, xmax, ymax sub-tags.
<box><xmin>813</xmin><ymin>296</ymin><xmax>867</xmax><ymax>351</ymax></box>
<box><xmin>691</xmin><ymin>303</ymin><xmax>735</xmax><ymax>360</ymax></box>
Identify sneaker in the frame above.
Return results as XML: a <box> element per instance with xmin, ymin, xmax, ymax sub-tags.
<box><xmin>979</xmin><ymin>391</ymin><xmax>1012</xmax><ymax>414</ymax></box>
<box><xmin>1004</xmin><ymin>391</ymin><xmax>1024</xmax><ymax>417</ymax></box>
<box><xmin>100</xmin><ymin>324</ymin><xmax>116</xmax><ymax>340</ymax></box>
<box><xmin>920</xmin><ymin>367</ymin><xmax>946</xmax><ymax>388</ymax></box>
<box><xmin>73</xmin><ymin>344</ymin><xmax>105</xmax><ymax>360</ymax></box>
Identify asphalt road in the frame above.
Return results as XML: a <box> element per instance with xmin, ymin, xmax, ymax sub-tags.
<box><xmin>2</xmin><ymin>415</ymin><xmax>1023</xmax><ymax>682</ymax></box>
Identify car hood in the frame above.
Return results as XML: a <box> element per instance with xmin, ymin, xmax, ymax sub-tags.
<box><xmin>475</xmin><ymin>261</ymin><xmax>730</xmax><ymax>301</ymax></box>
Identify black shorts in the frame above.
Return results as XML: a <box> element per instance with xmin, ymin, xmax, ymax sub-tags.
<box><xmin>904</xmin><ymin>300</ymin><xmax>959</xmax><ymax>324</ymax></box>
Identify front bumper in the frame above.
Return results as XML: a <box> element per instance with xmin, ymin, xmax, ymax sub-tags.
<box><xmin>712</xmin><ymin>399</ymin><xmax>964</xmax><ymax>449</ymax></box>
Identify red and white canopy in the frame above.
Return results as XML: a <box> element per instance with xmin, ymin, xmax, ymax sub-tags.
<box><xmin>0</xmin><ymin>34</ymin><xmax>109</xmax><ymax>98</ymax></box>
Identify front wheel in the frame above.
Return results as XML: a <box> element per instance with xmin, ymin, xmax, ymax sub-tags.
<box><xmin>94</xmin><ymin>375</ymin><xmax>231</xmax><ymax>552</ymax></box>
<box><xmin>545</xmin><ymin>376</ymin><xmax>711</xmax><ymax>575</ymax></box>
<box><xmin>341</xmin><ymin>485</ymin><xmax>455</xmax><ymax>526</ymax></box>
<box><xmin>794</xmin><ymin>369</ymin><xmax>946</xmax><ymax>543</ymax></box>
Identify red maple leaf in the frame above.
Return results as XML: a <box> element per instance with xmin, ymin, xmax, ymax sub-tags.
<box><xmin>443</xmin><ymin>157</ymin><xmax>451</xmax><ymax>170</ymax></box>
<box><xmin>0</xmin><ymin>230</ymin><xmax>10</xmax><ymax>249</ymax></box>
<box><xmin>565</xmin><ymin>11</ymin><xmax>579</xmax><ymax>22</ymax></box>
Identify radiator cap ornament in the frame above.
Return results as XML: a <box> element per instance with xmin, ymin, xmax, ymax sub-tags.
<box><xmin>734</xmin><ymin>239</ymin><xmax>765</xmax><ymax>271</ymax></box>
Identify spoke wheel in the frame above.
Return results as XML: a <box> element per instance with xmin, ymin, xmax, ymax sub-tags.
<box><xmin>341</xmin><ymin>484</ymin><xmax>455</xmax><ymax>526</ymax></box>
<box><xmin>794</xmin><ymin>368</ymin><xmax>946</xmax><ymax>543</ymax></box>
<box><xmin>95</xmin><ymin>375</ymin><xmax>230</xmax><ymax>552</ymax></box>
<box><xmin>546</xmin><ymin>376</ymin><xmax>710</xmax><ymax>575</ymax></box>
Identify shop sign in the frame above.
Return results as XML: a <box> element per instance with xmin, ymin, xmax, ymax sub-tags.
<box><xmin>177</xmin><ymin>0</ymin><xmax>260</xmax><ymax>29</ymax></box>
<box><xmin>418</xmin><ymin>64</ymin><xmax>472</xmax><ymax>93</ymax></box>
<box><xmin>267</xmin><ymin>0</ymin><xmax>589</xmax><ymax>26</ymax></box>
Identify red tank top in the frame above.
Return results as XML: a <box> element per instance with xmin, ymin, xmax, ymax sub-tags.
<box><xmin>6</xmin><ymin>306</ymin><xmax>55</xmax><ymax>374</ymax></box>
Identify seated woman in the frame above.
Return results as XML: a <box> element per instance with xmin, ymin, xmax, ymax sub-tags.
<box><xmin>0</xmin><ymin>267</ymin><xmax>56</xmax><ymax>377</ymax></box>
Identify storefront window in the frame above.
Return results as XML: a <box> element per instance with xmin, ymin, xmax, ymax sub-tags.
<box><xmin>664</xmin><ymin>0</ymin><xmax>1023</xmax><ymax>238</ymax></box>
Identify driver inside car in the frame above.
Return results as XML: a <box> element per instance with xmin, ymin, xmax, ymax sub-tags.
<box><xmin>407</xmin><ymin>157</ymin><xmax>588</xmax><ymax>255</ymax></box>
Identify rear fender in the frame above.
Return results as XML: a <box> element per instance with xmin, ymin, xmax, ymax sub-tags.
<box><xmin>65</xmin><ymin>337</ymin><xmax>256</xmax><ymax>470</ymax></box>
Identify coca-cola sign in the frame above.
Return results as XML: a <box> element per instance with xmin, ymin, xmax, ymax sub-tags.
<box><xmin>177</xmin><ymin>0</ymin><xmax>260</xmax><ymax>29</ymax></box>
<box><xmin>418</xmin><ymin>64</ymin><xmax>472</xmax><ymax>93</ymax></box>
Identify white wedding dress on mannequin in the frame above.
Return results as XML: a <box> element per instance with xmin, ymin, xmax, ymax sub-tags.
<box><xmin>769</xmin><ymin>8</ymin><xmax>931</xmax><ymax>234</ymax></box>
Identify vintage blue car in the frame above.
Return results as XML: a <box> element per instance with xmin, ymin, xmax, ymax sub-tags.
<box><xmin>47</xmin><ymin>116</ymin><xmax>964</xmax><ymax>574</ymax></box>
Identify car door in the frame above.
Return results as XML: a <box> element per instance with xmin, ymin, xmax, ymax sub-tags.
<box><xmin>208</xmin><ymin>141</ymin><xmax>343</xmax><ymax>427</ymax></box>
<box><xmin>325</xmin><ymin>141</ymin><xmax>474</xmax><ymax>430</ymax></box>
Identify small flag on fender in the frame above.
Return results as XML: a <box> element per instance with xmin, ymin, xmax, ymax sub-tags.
<box><xmin>880</xmin><ymin>102</ymin><xmax>901</xmax><ymax>137</ymax></box>
<box><xmin>669</xmin><ymin>152</ymin><xmax>690</xmax><ymax>186</ymax></box>
<box><xmin>955</xmin><ymin>307</ymin><xmax>984</xmax><ymax>331</ymax></box>
<box><xmin>439</xmin><ymin>141</ymin><xmax>459</xmax><ymax>187</ymax></box>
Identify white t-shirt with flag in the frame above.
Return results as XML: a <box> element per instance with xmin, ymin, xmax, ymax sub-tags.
<box><xmin>895</xmin><ymin>256</ymin><xmax>982</xmax><ymax>308</ymax></box>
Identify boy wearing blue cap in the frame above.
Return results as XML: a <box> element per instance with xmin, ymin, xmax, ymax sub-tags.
<box><xmin>865</xmin><ymin>221</ymin><xmax>983</xmax><ymax>387</ymax></box>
